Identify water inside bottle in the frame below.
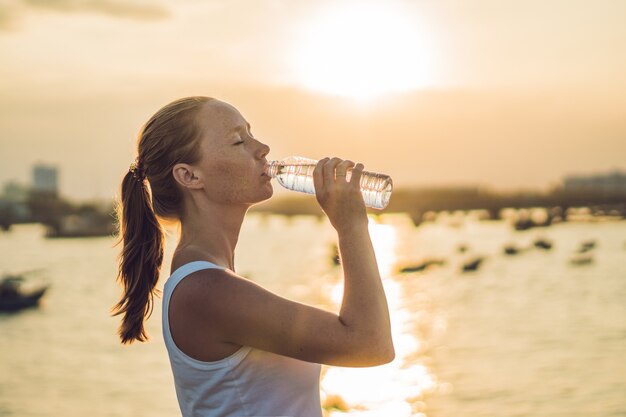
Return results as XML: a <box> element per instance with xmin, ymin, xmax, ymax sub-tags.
<box><xmin>359</xmin><ymin>172</ymin><xmax>393</xmax><ymax>209</ymax></box>
<box><xmin>274</xmin><ymin>163</ymin><xmax>317</xmax><ymax>195</ymax></box>
<box><xmin>267</xmin><ymin>160</ymin><xmax>393</xmax><ymax>209</ymax></box>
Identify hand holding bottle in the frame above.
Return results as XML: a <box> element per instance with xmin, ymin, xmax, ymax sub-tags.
<box><xmin>264</xmin><ymin>156</ymin><xmax>393</xmax><ymax>209</ymax></box>
<box><xmin>312</xmin><ymin>157</ymin><xmax>369</xmax><ymax>233</ymax></box>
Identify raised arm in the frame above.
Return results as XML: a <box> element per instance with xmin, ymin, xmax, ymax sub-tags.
<box><xmin>169</xmin><ymin>157</ymin><xmax>394</xmax><ymax>367</ymax></box>
<box><xmin>313</xmin><ymin>157</ymin><xmax>394</xmax><ymax>363</ymax></box>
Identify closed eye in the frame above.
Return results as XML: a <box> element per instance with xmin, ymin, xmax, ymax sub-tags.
<box><xmin>232</xmin><ymin>123</ymin><xmax>255</xmax><ymax>145</ymax></box>
<box><xmin>235</xmin><ymin>132</ymin><xmax>256</xmax><ymax>145</ymax></box>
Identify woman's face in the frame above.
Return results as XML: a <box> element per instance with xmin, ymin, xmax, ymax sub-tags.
<box><xmin>193</xmin><ymin>100</ymin><xmax>273</xmax><ymax>205</ymax></box>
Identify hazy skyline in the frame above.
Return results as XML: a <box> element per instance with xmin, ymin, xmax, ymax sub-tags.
<box><xmin>1</xmin><ymin>0</ymin><xmax>625</xmax><ymax>200</ymax></box>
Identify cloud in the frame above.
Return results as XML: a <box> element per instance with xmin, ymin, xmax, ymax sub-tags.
<box><xmin>0</xmin><ymin>9</ymin><xmax>14</xmax><ymax>30</ymax></box>
<box><xmin>0</xmin><ymin>0</ymin><xmax>169</xmax><ymax>30</ymax></box>
<box><xmin>23</xmin><ymin>0</ymin><xmax>169</xmax><ymax>20</ymax></box>
<box><xmin>0</xmin><ymin>0</ymin><xmax>21</xmax><ymax>30</ymax></box>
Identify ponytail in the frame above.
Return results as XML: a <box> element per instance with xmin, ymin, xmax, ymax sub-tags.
<box><xmin>112</xmin><ymin>169</ymin><xmax>164</xmax><ymax>344</ymax></box>
<box><xmin>112</xmin><ymin>96</ymin><xmax>211</xmax><ymax>344</ymax></box>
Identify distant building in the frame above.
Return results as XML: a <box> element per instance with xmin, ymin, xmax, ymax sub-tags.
<box><xmin>32</xmin><ymin>163</ymin><xmax>59</xmax><ymax>196</ymax></box>
<box><xmin>563</xmin><ymin>169</ymin><xmax>626</xmax><ymax>193</ymax></box>
<box><xmin>0</xmin><ymin>181</ymin><xmax>31</xmax><ymax>224</ymax></box>
<box><xmin>2</xmin><ymin>180</ymin><xmax>29</xmax><ymax>202</ymax></box>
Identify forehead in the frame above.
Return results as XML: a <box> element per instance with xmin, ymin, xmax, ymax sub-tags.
<box><xmin>197</xmin><ymin>100</ymin><xmax>248</xmax><ymax>147</ymax></box>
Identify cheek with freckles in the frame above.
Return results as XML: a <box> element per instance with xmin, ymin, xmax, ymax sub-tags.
<box><xmin>204</xmin><ymin>161</ymin><xmax>259</xmax><ymax>204</ymax></box>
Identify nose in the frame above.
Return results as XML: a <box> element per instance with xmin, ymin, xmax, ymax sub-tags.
<box><xmin>257</xmin><ymin>141</ymin><xmax>270</xmax><ymax>159</ymax></box>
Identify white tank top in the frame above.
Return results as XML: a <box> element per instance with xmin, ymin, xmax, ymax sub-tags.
<box><xmin>162</xmin><ymin>261</ymin><xmax>323</xmax><ymax>417</ymax></box>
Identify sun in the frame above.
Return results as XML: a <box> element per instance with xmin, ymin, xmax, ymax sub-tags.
<box><xmin>289</xmin><ymin>2</ymin><xmax>435</xmax><ymax>101</ymax></box>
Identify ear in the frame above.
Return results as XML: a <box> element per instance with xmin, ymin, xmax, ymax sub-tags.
<box><xmin>172</xmin><ymin>163</ymin><xmax>203</xmax><ymax>190</ymax></box>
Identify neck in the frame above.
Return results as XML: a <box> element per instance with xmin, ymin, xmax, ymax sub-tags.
<box><xmin>176</xmin><ymin>198</ymin><xmax>249</xmax><ymax>272</ymax></box>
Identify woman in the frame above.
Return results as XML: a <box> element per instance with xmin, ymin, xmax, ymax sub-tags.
<box><xmin>113</xmin><ymin>96</ymin><xmax>394</xmax><ymax>417</ymax></box>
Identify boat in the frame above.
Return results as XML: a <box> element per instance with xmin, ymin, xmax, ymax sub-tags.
<box><xmin>569</xmin><ymin>254</ymin><xmax>594</xmax><ymax>266</ymax></box>
<box><xmin>576</xmin><ymin>240</ymin><xmax>597</xmax><ymax>253</ymax></box>
<box><xmin>533</xmin><ymin>238</ymin><xmax>553</xmax><ymax>250</ymax></box>
<box><xmin>457</xmin><ymin>243</ymin><xmax>469</xmax><ymax>253</ymax></box>
<box><xmin>462</xmin><ymin>256</ymin><xmax>485</xmax><ymax>272</ymax></box>
<box><xmin>513</xmin><ymin>211</ymin><xmax>554</xmax><ymax>231</ymax></box>
<box><xmin>0</xmin><ymin>274</ymin><xmax>49</xmax><ymax>311</ymax></box>
<box><xmin>398</xmin><ymin>258</ymin><xmax>447</xmax><ymax>274</ymax></box>
<box><xmin>503</xmin><ymin>244</ymin><xmax>526</xmax><ymax>255</ymax></box>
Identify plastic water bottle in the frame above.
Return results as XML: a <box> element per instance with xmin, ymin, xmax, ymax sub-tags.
<box><xmin>264</xmin><ymin>156</ymin><xmax>393</xmax><ymax>210</ymax></box>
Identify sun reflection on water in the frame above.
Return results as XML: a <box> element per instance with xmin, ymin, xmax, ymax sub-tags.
<box><xmin>322</xmin><ymin>218</ymin><xmax>437</xmax><ymax>416</ymax></box>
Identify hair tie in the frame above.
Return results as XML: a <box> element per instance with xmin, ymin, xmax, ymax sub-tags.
<box><xmin>129</xmin><ymin>159</ymin><xmax>146</xmax><ymax>183</ymax></box>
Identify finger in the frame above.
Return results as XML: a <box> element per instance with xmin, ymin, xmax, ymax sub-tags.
<box><xmin>324</xmin><ymin>157</ymin><xmax>342</xmax><ymax>186</ymax></box>
<box><xmin>349</xmin><ymin>162</ymin><xmax>365</xmax><ymax>186</ymax></box>
<box><xmin>335</xmin><ymin>160</ymin><xmax>355</xmax><ymax>182</ymax></box>
<box><xmin>313</xmin><ymin>157</ymin><xmax>329</xmax><ymax>193</ymax></box>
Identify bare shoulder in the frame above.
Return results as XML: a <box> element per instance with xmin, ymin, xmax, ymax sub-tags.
<box><xmin>173</xmin><ymin>266</ymin><xmax>255</xmax><ymax>300</ymax></box>
<box><xmin>169</xmin><ymin>265</ymin><xmax>268</xmax><ymax>327</ymax></box>
<box><xmin>168</xmin><ymin>267</ymin><xmax>255</xmax><ymax>361</ymax></box>
<box><xmin>169</xmin><ymin>247</ymin><xmax>263</xmax><ymax>316</ymax></box>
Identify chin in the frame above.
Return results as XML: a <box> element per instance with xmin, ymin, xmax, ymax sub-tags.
<box><xmin>260</xmin><ymin>184</ymin><xmax>274</xmax><ymax>201</ymax></box>
<box><xmin>247</xmin><ymin>183</ymin><xmax>274</xmax><ymax>206</ymax></box>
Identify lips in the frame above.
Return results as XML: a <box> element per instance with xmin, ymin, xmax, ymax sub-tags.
<box><xmin>261</xmin><ymin>160</ymin><xmax>270</xmax><ymax>177</ymax></box>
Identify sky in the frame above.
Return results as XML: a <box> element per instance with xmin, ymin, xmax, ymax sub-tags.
<box><xmin>1</xmin><ymin>0</ymin><xmax>625</xmax><ymax>201</ymax></box>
